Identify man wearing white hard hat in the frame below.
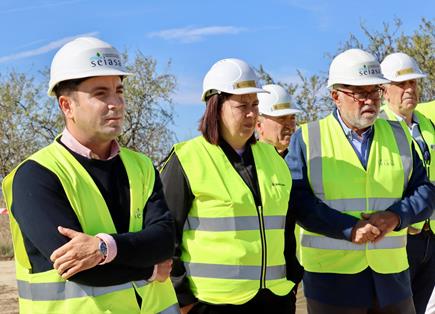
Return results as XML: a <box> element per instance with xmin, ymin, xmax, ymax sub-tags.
<box><xmin>256</xmin><ymin>84</ymin><xmax>301</xmax><ymax>158</ymax></box>
<box><xmin>161</xmin><ymin>58</ymin><xmax>303</xmax><ymax>313</ymax></box>
<box><xmin>2</xmin><ymin>37</ymin><xmax>179</xmax><ymax>314</ymax></box>
<box><xmin>379</xmin><ymin>52</ymin><xmax>435</xmax><ymax>314</ymax></box>
<box><xmin>286</xmin><ymin>48</ymin><xmax>434</xmax><ymax>313</ymax></box>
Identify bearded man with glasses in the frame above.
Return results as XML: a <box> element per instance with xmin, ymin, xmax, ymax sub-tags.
<box><xmin>285</xmin><ymin>48</ymin><xmax>434</xmax><ymax>313</ymax></box>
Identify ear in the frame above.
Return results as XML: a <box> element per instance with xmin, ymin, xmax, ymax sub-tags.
<box><xmin>381</xmin><ymin>85</ymin><xmax>389</xmax><ymax>102</ymax></box>
<box><xmin>331</xmin><ymin>90</ymin><xmax>339</xmax><ymax>102</ymax></box>
<box><xmin>331</xmin><ymin>90</ymin><xmax>342</xmax><ymax>111</ymax></box>
<box><xmin>58</xmin><ymin>95</ymin><xmax>74</xmax><ymax>119</ymax></box>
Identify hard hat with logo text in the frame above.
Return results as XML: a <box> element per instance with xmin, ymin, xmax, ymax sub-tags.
<box><xmin>48</xmin><ymin>37</ymin><xmax>131</xmax><ymax>96</ymax></box>
<box><xmin>327</xmin><ymin>48</ymin><xmax>390</xmax><ymax>88</ymax></box>
<box><xmin>201</xmin><ymin>58</ymin><xmax>267</xmax><ymax>102</ymax></box>
<box><xmin>381</xmin><ymin>52</ymin><xmax>426</xmax><ymax>82</ymax></box>
<box><xmin>258</xmin><ymin>84</ymin><xmax>301</xmax><ymax>116</ymax></box>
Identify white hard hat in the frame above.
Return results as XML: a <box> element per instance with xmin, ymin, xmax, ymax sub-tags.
<box><xmin>48</xmin><ymin>37</ymin><xmax>131</xmax><ymax>96</ymax></box>
<box><xmin>201</xmin><ymin>58</ymin><xmax>267</xmax><ymax>102</ymax></box>
<box><xmin>327</xmin><ymin>48</ymin><xmax>390</xmax><ymax>88</ymax></box>
<box><xmin>258</xmin><ymin>84</ymin><xmax>301</xmax><ymax>116</ymax></box>
<box><xmin>381</xmin><ymin>52</ymin><xmax>426</xmax><ymax>82</ymax></box>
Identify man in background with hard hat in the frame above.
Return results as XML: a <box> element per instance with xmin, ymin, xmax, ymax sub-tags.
<box><xmin>256</xmin><ymin>84</ymin><xmax>301</xmax><ymax>158</ymax></box>
<box><xmin>379</xmin><ymin>52</ymin><xmax>435</xmax><ymax>314</ymax></box>
<box><xmin>2</xmin><ymin>37</ymin><xmax>178</xmax><ymax>314</ymax></box>
<box><xmin>287</xmin><ymin>48</ymin><xmax>434</xmax><ymax>313</ymax></box>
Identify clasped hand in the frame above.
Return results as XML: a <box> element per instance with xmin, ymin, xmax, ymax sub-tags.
<box><xmin>351</xmin><ymin>212</ymin><xmax>400</xmax><ymax>244</ymax></box>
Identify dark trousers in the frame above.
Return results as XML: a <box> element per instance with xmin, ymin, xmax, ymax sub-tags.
<box><xmin>189</xmin><ymin>288</ymin><xmax>296</xmax><ymax>314</ymax></box>
<box><xmin>407</xmin><ymin>230</ymin><xmax>435</xmax><ymax>314</ymax></box>
<box><xmin>306</xmin><ymin>297</ymin><xmax>416</xmax><ymax>314</ymax></box>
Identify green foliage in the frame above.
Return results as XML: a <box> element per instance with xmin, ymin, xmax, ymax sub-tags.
<box><xmin>120</xmin><ymin>51</ymin><xmax>177</xmax><ymax>166</ymax></box>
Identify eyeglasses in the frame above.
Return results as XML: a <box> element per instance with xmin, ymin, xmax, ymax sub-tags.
<box><xmin>336</xmin><ymin>88</ymin><xmax>383</xmax><ymax>102</ymax></box>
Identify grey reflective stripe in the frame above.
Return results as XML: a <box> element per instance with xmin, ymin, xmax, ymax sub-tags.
<box><xmin>323</xmin><ymin>198</ymin><xmax>399</xmax><ymax>212</ymax></box>
<box><xmin>17</xmin><ymin>280</ymin><xmax>138</xmax><ymax>301</ymax></box>
<box><xmin>184</xmin><ymin>215</ymin><xmax>285</xmax><ymax>231</ymax></box>
<box><xmin>185</xmin><ymin>263</ymin><xmax>286</xmax><ymax>280</ymax></box>
<box><xmin>159</xmin><ymin>303</ymin><xmax>180</xmax><ymax>314</ymax></box>
<box><xmin>367</xmin><ymin>197</ymin><xmax>399</xmax><ymax>211</ymax></box>
<box><xmin>301</xmin><ymin>234</ymin><xmax>406</xmax><ymax>250</ymax></box>
<box><xmin>387</xmin><ymin>120</ymin><xmax>412</xmax><ymax>190</ymax></box>
<box><xmin>307</xmin><ymin>121</ymin><xmax>324</xmax><ymax>199</ymax></box>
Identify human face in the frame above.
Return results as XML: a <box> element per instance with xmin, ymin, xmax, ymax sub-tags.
<box><xmin>257</xmin><ymin>114</ymin><xmax>296</xmax><ymax>152</ymax></box>
<box><xmin>62</xmin><ymin>76</ymin><xmax>125</xmax><ymax>145</ymax></box>
<box><xmin>332</xmin><ymin>85</ymin><xmax>382</xmax><ymax>132</ymax></box>
<box><xmin>383</xmin><ymin>79</ymin><xmax>419</xmax><ymax>116</ymax></box>
<box><xmin>219</xmin><ymin>93</ymin><xmax>259</xmax><ymax>149</ymax></box>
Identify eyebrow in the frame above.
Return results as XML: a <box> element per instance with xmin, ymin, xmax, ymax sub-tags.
<box><xmin>90</xmin><ymin>84</ymin><xmax>124</xmax><ymax>93</ymax></box>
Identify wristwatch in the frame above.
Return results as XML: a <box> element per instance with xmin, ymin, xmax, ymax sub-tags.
<box><xmin>98</xmin><ymin>239</ymin><xmax>108</xmax><ymax>259</ymax></box>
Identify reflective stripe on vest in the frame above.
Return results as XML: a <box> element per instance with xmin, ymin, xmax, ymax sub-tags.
<box><xmin>184</xmin><ymin>215</ymin><xmax>286</xmax><ymax>231</ymax></box>
<box><xmin>17</xmin><ymin>280</ymin><xmax>148</xmax><ymax>301</ymax></box>
<box><xmin>184</xmin><ymin>263</ymin><xmax>286</xmax><ymax>280</ymax></box>
<box><xmin>300</xmin><ymin>115</ymin><xmax>412</xmax><ymax>274</ymax></box>
<box><xmin>301</xmin><ymin>234</ymin><xmax>407</xmax><ymax>251</ymax></box>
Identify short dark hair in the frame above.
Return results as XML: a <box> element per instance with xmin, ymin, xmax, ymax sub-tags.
<box><xmin>198</xmin><ymin>93</ymin><xmax>256</xmax><ymax>145</ymax></box>
<box><xmin>53</xmin><ymin>77</ymin><xmax>89</xmax><ymax>99</ymax></box>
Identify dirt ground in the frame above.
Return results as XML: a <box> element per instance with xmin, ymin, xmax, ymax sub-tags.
<box><xmin>0</xmin><ymin>260</ymin><xmax>307</xmax><ymax>314</ymax></box>
<box><xmin>0</xmin><ymin>260</ymin><xmax>18</xmax><ymax>314</ymax></box>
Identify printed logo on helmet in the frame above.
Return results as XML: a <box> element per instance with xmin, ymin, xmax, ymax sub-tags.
<box><xmin>358</xmin><ymin>64</ymin><xmax>381</xmax><ymax>76</ymax></box>
<box><xmin>90</xmin><ymin>52</ymin><xmax>122</xmax><ymax>68</ymax></box>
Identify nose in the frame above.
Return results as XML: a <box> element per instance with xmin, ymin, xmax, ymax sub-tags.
<box><xmin>107</xmin><ymin>93</ymin><xmax>125</xmax><ymax>110</ymax></box>
<box><xmin>246</xmin><ymin>105</ymin><xmax>258</xmax><ymax>118</ymax></box>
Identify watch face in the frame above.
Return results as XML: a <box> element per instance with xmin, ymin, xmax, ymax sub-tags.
<box><xmin>99</xmin><ymin>240</ymin><xmax>108</xmax><ymax>257</ymax></box>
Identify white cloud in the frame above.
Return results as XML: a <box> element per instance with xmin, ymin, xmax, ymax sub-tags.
<box><xmin>0</xmin><ymin>32</ymin><xmax>99</xmax><ymax>64</ymax></box>
<box><xmin>148</xmin><ymin>26</ymin><xmax>247</xmax><ymax>43</ymax></box>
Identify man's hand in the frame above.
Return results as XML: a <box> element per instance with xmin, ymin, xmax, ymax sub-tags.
<box><xmin>361</xmin><ymin>212</ymin><xmax>400</xmax><ymax>242</ymax></box>
<box><xmin>351</xmin><ymin>220</ymin><xmax>381</xmax><ymax>244</ymax></box>
<box><xmin>153</xmin><ymin>259</ymin><xmax>173</xmax><ymax>282</ymax></box>
<box><xmin>50</xmin><ymin>226</ymin><xmax>103</xmax><ymax>279</ymax></box>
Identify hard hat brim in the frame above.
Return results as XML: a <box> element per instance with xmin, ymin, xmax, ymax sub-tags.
<box><xmin>201</xmin><ymin>87</ymin><xmax>269</xmax><ymax>102</ymax></box>
<box><xmin>385</xmin><ymin>73</ymin><xmax>426</xmax><ymax>83</ymax></box>
<box><xmin>229</xmin><ymin>87</ymin><xmax>269</xmax><ymax>95</ymax></box>
<box><xmin>48</xmin><ymin>69</ymin><xmax>133</xmax><ymax>96</ymax></box>
<box><xmin>328</xmin><ymin>77</ymin><xmax>390</xmax><ymax>88</ymax></box>
<box><xmin>261</xmin><ymin>108</ymin><xmax>302</xmax><ymax>117</ymax></box>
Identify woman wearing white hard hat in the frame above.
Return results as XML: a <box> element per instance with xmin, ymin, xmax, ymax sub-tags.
<box><xmin>161</xmin><ymin>58</ymin><xmax>303</xmax><ymax>313</ymax></box>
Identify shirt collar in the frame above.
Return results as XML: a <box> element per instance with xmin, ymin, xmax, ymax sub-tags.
<box><xmin>60</xmin><ymin>128</ymin><xmax>120</xmax><ymax>160</ymax></box>
<box><xmin>336</xmin><ymin>109</ymin><xmax>373</xmax><ymax>141</ymax></box>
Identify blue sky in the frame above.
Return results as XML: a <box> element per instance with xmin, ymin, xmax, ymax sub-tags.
<box><xmin>0</xmin><ymin>0</ymin><xmax>433</xmax><ymax>141</ymax></box>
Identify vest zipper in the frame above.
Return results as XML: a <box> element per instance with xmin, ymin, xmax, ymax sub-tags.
<box><xmin>258</xmin><ymin>205</ymin><xmax>267</xmax><ymax>289</ymax></box>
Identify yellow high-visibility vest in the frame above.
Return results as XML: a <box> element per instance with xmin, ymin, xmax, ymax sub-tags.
<box><xmin>417</xmin><ymin>100</ymin><xmax>435</xmax><ymax>122</ymax></box>
<box><xmin>2</xmin><ymin>140</ymin><xmax>179</xmax><ymax>314</ymax></box>
<box><xmin>380</xmin><ymin>105</ymin><xmax>434</xmax><ymax>230</ymax></box>
<box><xmin>172</xmin><ymin>136</ymin><xmax>295</xmax><ymax>305</ymax></box>
<box><xmin>300</xmin><ymin>115</ymin><xmax>412</xmax><ymax>274</ymax></box>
